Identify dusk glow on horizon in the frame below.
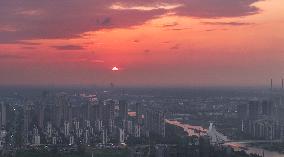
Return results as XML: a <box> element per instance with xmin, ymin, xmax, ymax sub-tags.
<box><xmin>0</xmin><ymin>0</ymin><xmax>284</xmax><ymax>87</ymax></box>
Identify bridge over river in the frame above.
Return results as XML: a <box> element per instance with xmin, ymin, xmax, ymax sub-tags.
<box><xmin>166</xmin><ymin>119</ymin><xmax>284</xmax><ymax>157</ymax></box>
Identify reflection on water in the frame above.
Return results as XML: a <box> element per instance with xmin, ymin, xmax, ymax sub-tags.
<box><xmin>225</xmin><ymin>142</ymin><xmax>284</xmax><ymax>157</ymax></box>
<box><xmin>166</xmin><ymin>119</ymin><xmax>207</xmax><ymax>137</ymax></box>
<box><xmin>166</xmin><ymin>119</ymin><xmax>284</xmax><ymax>157</ymax></box>
<box><xmin>242</xmin><ymin>144</ymin><xmax>283</xmax><ymax>157</ymax></box>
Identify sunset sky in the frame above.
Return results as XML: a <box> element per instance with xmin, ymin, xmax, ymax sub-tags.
<box><xmin>0</xmin><ymin>0</ymin><xmax>284</xmax><ymax>87</ymax></box>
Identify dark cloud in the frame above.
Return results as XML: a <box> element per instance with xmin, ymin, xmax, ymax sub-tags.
<box><xmin>202</xmin><ymin>21</ymin><xmax>253</xmax><ymax>26</ymax></box>
<box><xmin>133</xmin><ymin>39</ymin><xmax>140</xmax><ymax>43</ymax></box>
<box><xmin>0</xmin><ymin>0</ymin><xmax>261</xmax><ymax>43</ymax></box>
<box><xmin>170</xmin><ymin>28</ymin><xmax>191</xmax><ymax>31</ymax></box>
<box><xmin>204</xmin><ymin>28</ymin><xmax>228</xmax><ymax>32</ymax></box>
<box><xmin>176</xmin><ymin>0</ymin><xmax>260</xmax><ymax>18</ymax></box>
<box><xmin>141</xmin><ymin>49</ymin><xmax>151</xmax><ymax>55</ymax></box>
<box><xmin>162</xmin><ymin>22</ymin><xmax>179</xmax><ymax>27</ymax></box>
<box><xmin>162</xmin><ymin>41</ymin><xmax>171</xmax><ymax>44</ymax></box>
<box><xmin>170</xmin><ymin>44</ymin><xmax>180</xmax><ymax>50</ymax></box>
<box><xmin>115</xmin><ymin>0</ymin><xmax>260</xmax><ymax>18</ymax></box>
<box><xmin>144</xmin><ymin>49</ymin><xmax>150</xmax><ymax>53</ymax></box>
<box><xmin>18</xmin><ymin>41</ymin><xmax>41</xmax><ymax>45</ymax></box>
<box><xmin>51</xmin><ymin>45</ymin><xmax>84</xmax><ymax>50</ymax></box>
<box><xmin>162</xmin><ymin>22</ymin><xmax>191</xmax><ymax>31</ymax></box>
<box><xmin>101</xmin><ymin>17</ymin><xmax>112</xmax><ymax>26</ymax></box>
<box><xmin>96</xmin><ymin>17</ymin><xmax>112</xmax><ymax>27</ymax></box>
<box><xmin>22</xmin><ymin>46</ymin><xmax>36</xmax><ymax>49</ymax></box>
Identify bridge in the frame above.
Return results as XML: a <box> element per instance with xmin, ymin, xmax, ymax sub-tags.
<box><xmin>207</xmin><ymin>123</ymin><xmax>282</xmax><ymax>145</ymax></box>
<box><xmin>207</xmin><ymin>123</ymin><xmax>228</xmax><ymax>144</ymax></box>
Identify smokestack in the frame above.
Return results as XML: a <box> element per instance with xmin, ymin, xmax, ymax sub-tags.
<box><xmin>282</xmin><ymin>78</ymin><xmax>283</xmax><ymax>89</ymax></box>
<box><xmin>270</xmin><ymin>79</ymin><xmax>273</xmax><ymax>90</ymax></box>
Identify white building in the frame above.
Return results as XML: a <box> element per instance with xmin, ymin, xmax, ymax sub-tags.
<box><xmin>33</xmin><ymin>135</ymin><xmax>40</xmax><ymax>145</ymax></box>
<box><xmin>119</xmin><ymin>128</ymin><xmax>125</xmax><ymax>143</ymax></box>
<box><xmin>64</xmin><ymin>121</ymin><xmax>70</xmax><ymax>137</ymax></box>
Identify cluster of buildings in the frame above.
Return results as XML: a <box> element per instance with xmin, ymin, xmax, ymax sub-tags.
<box><xmin>0</xmin><ymin>91</ymin><xmax>166</xmax><ymax>150</ymax></box>
<box><xmin>238</xmin><ymin>93</ymin><xmax>284</xmax><ymax>140</ymax></box>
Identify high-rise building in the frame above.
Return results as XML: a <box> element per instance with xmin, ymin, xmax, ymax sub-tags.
<box><xmin>24</xmin><ymin>102</ymin><xmax>32</xmax><ymax>145</ymax></box>
<box><xmin>52</xmin><ymin>136</ymin><xmax>57</xmax><ymax>145</ymax></box>
<box><xmin>95</xmin><ymin>119</ymin><xmax>103</xmax><ymax>132</ymax></box>
<box><xmin>134</xmin><ymin>124</ymin><xmax>141</xmax><ymax>138</ymax></box>
<box><xmin>145</xmin><ymin>108</ymin><xmax>165</xmax><ymax>137</ymax></box>
<box><xmin>102</xmin><ymin>99</ymin><xmax>115</xmax><ymax>133</ymax></box>
<box><xmin>47</xmin><ymin>122</ymin><xmax>52</xmax><ymax>138</ymax></box>
<box><xmin>64</xmin><ymin>121</ymin><xmax>70</xmax><ymax>137</ymax></box>
<box><xmin>119</xmin><ymin>100</ymin><xmax>128</xmax><ymax>130</ymax></box>
<box><xmin>0</xmin><ymin>102</ymin><xmax>6</xmax><ymax>129</ymax></box>
<box><xmin>74</xmin><ymin>120</ymin><xmax>80</xmax><ymax>131</ymax></box>
<box><xmin>135</xmin><ymin>103</ymin><xmax>142</xmax><ymax>125</ymax></box>
<box><xmin>84</xmin><ymin>130</ymin><xmax>89</xmax><ymax>144</ymax></box>
<box><xmin>127</xmin><ymin>120</ymin><xmax>133</xmax><ymax>135</ymax></box>
<box><xmin>57</xmin><ymin>96</ymin><xmax>72</xmax><ymax>126</ymax></box>
<box><xmin>38</xmin><ymin>104</ymin><xmax>45</xmax><ymax>129</ymax></box>
<box><xmin>119</xmin><ymin>100</ymin><xmax>128</xmax><ymax>120</ymax></box>
<box><xmin>93</xmin><ymin>101</ymin><xmax>102</xmax><ymax>121</ymax></box>
<box><xmin>69</xmin><ymin>135</ymin><xmax>74</xmax><ymax>145</ymax></box>
<box><xmin>119</xmin><ymin>128</ymin><xmax>125</xmax><ymax>143</ymax></box>
<box><xmin>102</xmin><ymin>129</ymin><xmax>108</xmax><ymax>144</ymax></box>
<box><xmin>33</xmin><ymin>135</ymin><xmax>41</xmax><ymax>145</ymax></box>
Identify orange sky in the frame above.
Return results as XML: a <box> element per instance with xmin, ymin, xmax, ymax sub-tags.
<box><xmin>0</xmin><ymin>0</ymin><xmax>283</xmax><ymax>87</ymax></box>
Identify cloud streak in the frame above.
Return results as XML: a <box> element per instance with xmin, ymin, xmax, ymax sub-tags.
<box><xmin>202</xmin><ymin>21</ymin><xmax>254</xmax><ymax>26</ymax></box>
<box><xmin>51</xmin><ymin>45</ymin><xmax>84</xmax><ymax>50</ymax></box>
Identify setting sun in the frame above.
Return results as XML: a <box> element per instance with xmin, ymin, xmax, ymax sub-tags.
<box><xmin>112</xmin><ymin>66</ymin><xmax>119</xmax><ymax>71</ymax></box>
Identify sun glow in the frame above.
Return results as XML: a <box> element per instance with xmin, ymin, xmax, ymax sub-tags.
<box><xmin>112</xmin><ymin>66</ymin><xmax>119</xmax><ymax>71</ymax></box>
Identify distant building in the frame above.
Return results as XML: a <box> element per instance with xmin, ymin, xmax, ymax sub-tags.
<box><xmin>238</xmin><ymin>98</ymin><xmax>284</xmax><ymax>140</ymax></box>
<box><xmin>145</xmin><ymin>108</ymin><xmax>166</xmax><ymax>137</ymax></box>
<box><xmin>33</xmin><ymin>135</ymin><xmax>40</xmax><ymax>145</ymax></box>
<box><xmin>0</xmin><ymin>102</ymin><xmax>6</xmax><ymax>129</ymax></box>
<box><xmin>64</xmin><ymin>121</ymin><xmax>70</xmax><ymax>137</ymax></box>
<box><xmin>134</xmin><ymin>124</ymin><xmax>141</xmax><ymax>138</ymax></box>
<box><xmin>119</xmin><ymin>128</ymin><xmax>125</xmax><ymax>143</ymax></box>
<box><xmin>135</xmin><ymin>103</ymin><xmax>143</xmax><ymax>125</ymax></box>
<box><xmin>102</xmin><ymin>100</ymin><xmax>115</xmax><ymax>134</ymax></box>
<box><xmin>119</xmin><ymin>100</ymin><xmax>128</xmax><ymax>120</ymax></box>
<box><xmin>24</xmin><ymin>102</ymin><xmax>33</xmax><ymax>145</ymax></box>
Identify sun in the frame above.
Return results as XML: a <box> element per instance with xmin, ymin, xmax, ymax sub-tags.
<box><xmin>112</xmin><ymin>66</ymin><xmax>119</xmax><ymax>71</ymax></box>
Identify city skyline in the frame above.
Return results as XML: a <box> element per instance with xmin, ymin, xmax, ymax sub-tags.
<box><xmin>0</xmin><ymin>0</ymin><xmax>284</xmax><ymax>87</ymax></box>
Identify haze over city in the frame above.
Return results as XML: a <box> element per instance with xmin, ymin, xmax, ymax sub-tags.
<box><xmin>1</xmin><ymin>0</ymin><xmax>284</xmax><ymax>87</ymax></box>
<box><xmin>2</xmin><ymin>1</ymin><xmax>284</xmax><ymax>157</ymax></box>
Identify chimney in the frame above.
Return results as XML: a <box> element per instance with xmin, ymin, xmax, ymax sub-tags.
<box><xmin>282</xmin><ymin>78</ymin><xmax>283</xmax><ymax>89</ymax></box>
<box><xmin>270</xmin><ymin>79</ymin><xmax>273</xmax><ymax>90</ymax></box>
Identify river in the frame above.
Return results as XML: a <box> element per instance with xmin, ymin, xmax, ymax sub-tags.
<box><xmin>223</xmin><ymin>142</ymin><xmax>284</xmax><ymax>157</ymax></box>
<box><xmin>166</xmin><ymin>119</ymin><xmax>284</xmax><ymax>157</ymax></box>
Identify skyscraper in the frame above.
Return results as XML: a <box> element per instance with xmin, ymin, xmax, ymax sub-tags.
<box><xmin>102</xmin><ymin>99</ymin><xmax>115</xmax><ymax>133</ymax></box>
<box><xmin>119</xmin><ymin>100</ymin><xmax>128</xmax><ymax>120</ymax></box>
<box><xmin>0</xmin><ymin>102</ymin><xmax>6</xmax><ymax>129</ymax></box>
<box><xmin>135</xmin><ymin>103</ymin><xmax>142</xmax><ymax>125</ymax></box>
<box><xmin>24</xmin><ymin>102</ymin><xmax>32</xmax><ymax>145</ymax></box>
<box><xmin>145</xmin><ymin>108</ymin><xmax>166</xmax><ymax>137</ymax></box>
<box><xmin>119</xmin><ymin>100</ymin><xmax>128</xmax><ymax>129</ymax></box>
